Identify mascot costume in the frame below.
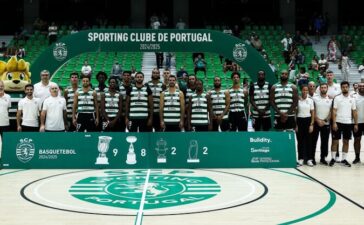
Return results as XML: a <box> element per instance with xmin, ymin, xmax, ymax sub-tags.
<box><xmin>0</xmin><ymin>56</ymin><xmax>31</xmax><ymax>92</ymax></box>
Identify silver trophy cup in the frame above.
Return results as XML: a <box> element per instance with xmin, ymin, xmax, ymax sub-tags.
<box><xmin>95</xmin><ymin>136</ymin><xmax>112</xmax><ymax>165</ymax></box>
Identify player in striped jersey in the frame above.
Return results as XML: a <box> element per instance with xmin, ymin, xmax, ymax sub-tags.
<box><xmin>249</xmin><ymin>70</ymin><xmax>272</xmax><ymax>131</ymax></box>
<box><xmin>125</xmin><ymin>72</ymin><xmax>153</xmax><ymax>132</ymax></box>
<box><xmin>94</xmin><ymin>71</ymin><xmax>108</xmax><ymax>131</ymax></box>
<box><xmin>72</xmin><ymin>75</ymin><xmax>99</xmax><ymax>132</ymax></box>
<box><xmin>229</xmin><ymin>72</ymin><xmax>248</xmax><ymax>131</ymax></box>
<box><xmin>119</xmin><ymin>71</ymin><xmax>133</xmax><ymax>131</ymax></box>
<box><xmin>188</xmin><ymin>79</ymin><xmax>212</xmax><ymax>131</ymax></box>
<box><xmin>270</xmin><ymin>70</ymin><xmax>298</xmax><ymax>131</ymax></box>
<box><xmin>100</xmin><ymin>77</ymin><xmax>122</xmax><ymax>131</ymax></box>
<box><xmin>63</xmin><ymin>72</ymin><xmax>79</xmax><ymax>131</ymax></box>
<box><xmin>209</xmin><ymin>76</ymin><xmax>230</xmax><ymax>131</ymax></box>
<box><xmin>148</xmin><ymin>68</ymin><xmax>166</xmax><ymax>131</ymax></box>
<box><xmin>160</xmin><ymin>75</ymin><xmax>185</xmax><ymax>131</ymax></box>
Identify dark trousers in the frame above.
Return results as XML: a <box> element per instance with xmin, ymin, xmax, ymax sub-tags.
<box><xmin>312</xmin><ymin>123</ymin><xmax>330</xmax><ymax>161</ymax></box>
<box><xmin>21</xmin><ymin>125</ymin><xmax>39</xmax><ymax>132</ymax></box>
<box><xmin>296</xmin><ymin>117</ymin><xmax>312</xmax><ymax>161</ymax></box>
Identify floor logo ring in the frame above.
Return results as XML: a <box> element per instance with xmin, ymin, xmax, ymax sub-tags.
<box><xmin>21</xmin><ymin>169</ymin><xmax>268</xmax><ymax>216</ymax></box>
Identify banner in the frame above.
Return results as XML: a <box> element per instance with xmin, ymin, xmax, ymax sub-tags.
<box><xmin>1</xmin><ymin>132</ymin><xmax>296</xmax><ymax>169</ymax></box>
<box><xmin>30</xmin><ymin>29</ymin><xmax>276</xmax><ymax>84</ymax></box>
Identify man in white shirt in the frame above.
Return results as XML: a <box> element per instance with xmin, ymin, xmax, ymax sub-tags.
<box><xmin>330</xmin><ymin>81</ymin><xmax>358</xmax><ymax>167</ymax></box>
<box><xmin>312</xmin><ymin>83</ymin><xmax>332</xmax><ymax>165</ymax></box>
<box><xmin>34</xmin><ymin>69</ymin><xmax>59</xmax><ymax>104</ymax></box>
<box><xmin>353</xmin><ymin>83</ymin><xmax>364</xmax><ymax>164</ymax></box>
<box><xmin>17</xmin><ymin>84</ymin><xmax>42</xmax><ymax>132</ymax></box>
<box><xmin>40</xmin><ymin>84</ymin><xmax>67</xmax><ymax>132</ymax></box>
<box><xmin>81</xmin><ymin>60</ymin><xmax>92</xmax><ymax>77</ymax></box>
<box><xmin>315</xmin><ymin>70</ymin><xmax>341</xmax><ymax>99</ymax></box>
<box><xmin>358</xmin><ymin>59</ymin><xmax>364</xmax><ymax>82</ymax></box>
<box><xmin>0</xmin><ymin>80</ymin><xmax>11</xmax><ymax>136</ymax></box>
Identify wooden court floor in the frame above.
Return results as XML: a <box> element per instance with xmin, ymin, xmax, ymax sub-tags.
<box><xmin>1</xmin><ymin>155</ymin><xmax>364</xmax><ymax>225</ymax></box>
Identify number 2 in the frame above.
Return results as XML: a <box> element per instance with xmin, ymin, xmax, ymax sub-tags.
<box><xmin>171</xmin><ymin>147</ymin><xmax>177</xmax><ymax>155</ymax></box>
<box><xmin>203</xmin><ymin>147</ymin><xmax>208</xmax><ymax>155</ymax></box>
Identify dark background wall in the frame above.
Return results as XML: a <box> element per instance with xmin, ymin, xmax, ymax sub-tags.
<box><xmin>0</xmin><ymin>0</ymin><xmax>362</xmax><ymax>35</ymax></box>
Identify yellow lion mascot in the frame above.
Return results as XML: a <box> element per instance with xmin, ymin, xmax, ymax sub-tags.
<box><xmin>0</xmin><ymin>56</ymin><xmax>31</xmax><ymax>92</ymax></box>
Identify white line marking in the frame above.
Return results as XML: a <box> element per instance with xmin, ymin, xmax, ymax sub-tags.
<box><xmin>135</xmin><ymin>169</ymin><xmax>150</xmax><ymax>225</ymax></box>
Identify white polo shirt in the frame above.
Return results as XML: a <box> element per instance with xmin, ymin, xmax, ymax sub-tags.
<box><xmin>333</xmin><ymin>94</ymin><xmax>356</xmax><ymax>124</ymax></box>
<box><xmin>0</xmin><ymin>93</ymin><xmax>11</xmax><ymax>126</ymax></box>
<box><xmin>18</xmin><ymin>97</ymin><xmax>41</xmax><ymax>127</ymax></box>
<box><xmin>354</xmin><ymin>94</ymin><xmax>364</xmax><ymax>124</ymax></box>
<box><xmin>313</xmin><ymin>95</ymin><xmax>332</xmax><ymax>125</ymax></box>
<box><xmin>34</xmin><ymin>81</ymin><xmax>59</xmax><ymax>104</ymax></box>
<box><xmin>297</xmin><ymin>97</ymin><xmax>314</xmax><ymax>118</ymax></box>
<box><xmin>315</xmin><ymin>83</ymin><xmax>341</xmax><ymax>99</ymax></box>
<box><xmin>42</xmin><ymin>96</ymin><xmax>67</xmax><ymax>131</ymax></box>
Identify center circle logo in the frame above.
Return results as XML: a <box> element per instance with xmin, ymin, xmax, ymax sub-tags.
<box><xmin>70</xmin><ymin>172</ymin><xmax>221</xmax><ymax>210</ymax></box>
<box><xmin>21</xmin><ymin>169</ymin><xmax>267</xmax><ymax>216</ymax></box>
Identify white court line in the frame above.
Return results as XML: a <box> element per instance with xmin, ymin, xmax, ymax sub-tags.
<box><xmin>135</xmin><ymin>169</ymin><xmax>150</xmax><ymax>225</ymax></box>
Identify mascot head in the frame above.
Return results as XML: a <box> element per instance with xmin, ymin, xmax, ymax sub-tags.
<box><xmin>0</xmin><ymin>56</ymin><xmax>31</xmax><ymax>92</ymax></box>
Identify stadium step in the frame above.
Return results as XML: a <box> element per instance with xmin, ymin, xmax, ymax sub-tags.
<box><xmin>141</xmin><ymin>52</ymin><xmax>176</xmax><ymax>83</ymax></box>
<box><xmin>311</xmin><ymin>35</ymin><xmax>361</xmax><ymax>84</ymax></box>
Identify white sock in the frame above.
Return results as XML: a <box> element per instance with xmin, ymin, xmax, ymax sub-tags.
<box><xmin>342</xmin><ymin>152</ymin><xmax>347</xmax><ymax>160</ymax></box>
<box><xmin>331</xmin><ymin>152</ymin><xmax>336</xmax><ymax>159</ymax></box>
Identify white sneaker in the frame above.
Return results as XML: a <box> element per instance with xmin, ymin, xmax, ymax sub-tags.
<box><xmin>298</xmin><ymin>159</ymin><xmax>304</xmax><ymax>166</ymax></box>
<box><xmin>335</xmin><ymin>156</ymin><xmax>341</xmax><ymax>162</ymax></box>
<box><xmin>307</xmin><ymin>160</ymin><xmax>314</xmax><ymax>167</ymax></box>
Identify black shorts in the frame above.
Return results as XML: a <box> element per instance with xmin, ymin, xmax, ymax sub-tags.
<box><xmin>332</xmin><ymin>123</ymin><xmax>353</xmax><ymax>140</ymax></box>
<box><xmin>252</xmin><ymin>116</ymin><xmax>271</xmax><ymax>131</ymax></box>
<box><xmin>274</xmin><ymin>116</ymin><xmax>296</xmax><ymax>130</ymax></box>
<box><xmin>353</xmin><ymin>123</ymin><xmax>364</xmax><ymax>138</ymax></box>
<box><xmin>76</xmin><ymin>113</ymin><xmax>96</xmax><ymax>132</ymax></box>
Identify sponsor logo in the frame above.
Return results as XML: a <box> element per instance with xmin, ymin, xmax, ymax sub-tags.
<box><xmin>250</xmin><ymin>147</ymin><xmax>270</xmax><ymax>153</ymax></box>
<box><xmin>249</xmin><ymin>137</ymin><xmax>272</xmax><ymax>143</ymax></box>
<box><xmin>16</xmin><ymin>138</ymin><xmax>35</xmax><ymax>163</ymax></box>
<box><xmin>53</xmin><ymin>42</ymin><xmax>68</xmax><ymax>61</ymax></box>
<box><xmin>251</xmin><ymin>157</ymin><xmax>280</xmax><ymax>163</ymax></box>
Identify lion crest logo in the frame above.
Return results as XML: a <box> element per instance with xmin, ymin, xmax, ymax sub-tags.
<box><xmin>232</xmin><ymin>43</ymin><xmax>248</xmax><ymax>62</ymax></box>
<box><xmin>16</xmin><ymin>138</ymin><xmax>35</xmax><ymax>163</ymax></box>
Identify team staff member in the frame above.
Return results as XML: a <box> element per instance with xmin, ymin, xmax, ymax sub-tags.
<box><xmin>0</xmin><ymin>80</ymin><xmax>11</xmax><ymax>136</ymax></box>
<box><xmin>353</xmin><ymin>82</ymin><xmax>364</xmax><ymax>164</ymax></box>
<box><xmin>296</xmin><ymin>85</ymin><xmax>315</xmax><ymax>166</ymax></box>
<box><xmin>40</xmin><ymin>84</ymin><xmax>67</xmax><ymax>132</ymax></box>
<box><xmin>209</xmin><ymin>76</ymin><xmax>230</xmax><ymax>131</ymax></box>
<box><xmin>312</xmin><ymin>83</ymin><xmax>332</xmax><ymax>165</ymax></box>
<box><xmin>125</xmin><ymin>72</ymin><xmax>153</xmax><ymax>132</ymax></box>
<box><xmin>72</xmin><ymin>75</ymin><xmax>99</xmax><ymax>132</ymax></box>
<box><xmin>229</xmin><ymin>72</ymin><xmax>248</xmax><ymax>131</ymax></box>
<box><xmin>270</xmin><ymin>70</ymin><xmax>298</xmax><ymax>131</ymax></box>
<box><xmin>160</xmin><ymin>75</ymin><xmax>185</xmax><ymax>131</ymax></box>
<box><xmin>17</xmin><ymin>84</ymin><xmax>42</xmax><ymax>131</ymax></box>
<box><xmin>330</xmin><ymin>81</ymin><xmax>358</xmax><ymax>167</ymax></box>
<box><xmin>250</xmin><ymin>70</ymin><xmax>272</xmax><ymax>131</ymax></box>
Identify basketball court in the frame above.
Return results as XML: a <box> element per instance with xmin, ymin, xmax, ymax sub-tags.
<box><xmin>1</xmin><ymin>157</ymin><xmax>363</xmax><ymax>225</ymax></box>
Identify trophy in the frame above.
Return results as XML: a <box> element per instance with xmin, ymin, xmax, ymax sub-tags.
<box><xmin>187</xmin><ymin>140</ymin><xmax>200</xmax><ymax>163</ymax></box>
<box><xmin>126</xmin><ymin>136</ymin><xmax>137</xmax><ymax>165</ymax></box>
<box><xmin>95</xmin><ymin>136</ymin><xmax>112</xmax><ymax>165</ymax></box>
<box><xmin>155</xmin><ymin>138</ymin><xmax>168</xmax><ymax>163</ymax></box>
